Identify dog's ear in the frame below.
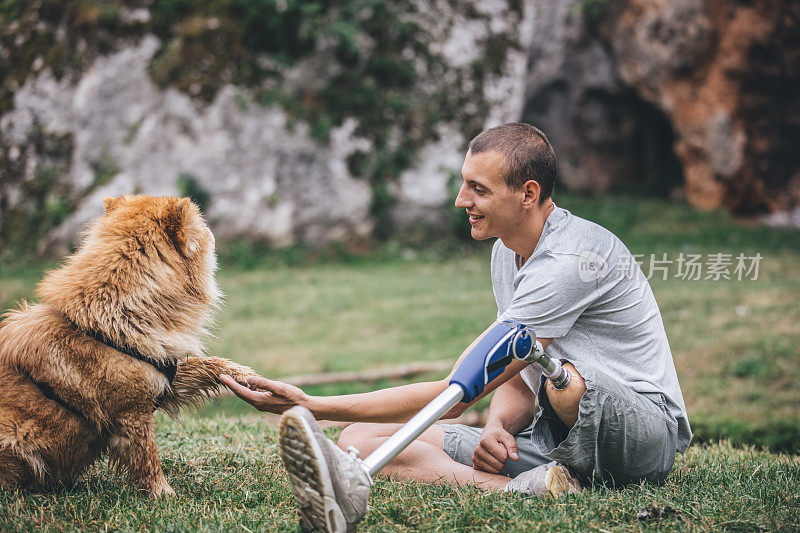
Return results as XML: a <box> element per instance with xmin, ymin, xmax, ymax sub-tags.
<box><xmin>103</xmin><ymin>197</ymin><xmax>122</xmax><ymax>214</ymax></box>
<box><xmin>163</xmin><ymin>198</ymin><xmax>198</xmax><ymax>254</ymax></box>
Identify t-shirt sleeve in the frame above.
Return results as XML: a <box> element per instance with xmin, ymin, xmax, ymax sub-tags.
<box><xmin>490</xmin><ymin>239</ymin><xmax>507</xmax><ymax>319</ymax></box>
<box><xmin>498</xmin><ymin>252</ymin><xmax>597</xmax><ymax>338</ymax></box>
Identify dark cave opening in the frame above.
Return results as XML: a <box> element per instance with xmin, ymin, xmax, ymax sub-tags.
<box><xmin>622</xmin><ymin>91</ymin><xmax>684</xmax><ymax>198</ymax></box>
<box><xmin>522</xmin><ymin>84</ymin><xmax>685</xmax><ymax>198</ymax></box>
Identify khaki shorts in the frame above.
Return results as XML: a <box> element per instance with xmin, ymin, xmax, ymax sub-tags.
<box><xmin>443</xmin><ymin>360</ymin><xmax>679</xmax><ymax>486</ymax></box>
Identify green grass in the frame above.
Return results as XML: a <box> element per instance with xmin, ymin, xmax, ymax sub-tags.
<box><xmin>0</xmin><ymin>418</ymin><xmax>797</xmax><ymax>531</ymax></box>
<box><xmin>208</xmin><ymin>255</ymin><xmax>496</xmax><ymax>375</ymax></box>
<box><xmin>1</xmin><ymin>194</ymin><xmax>799</xmax><ymax>529</ymax></box>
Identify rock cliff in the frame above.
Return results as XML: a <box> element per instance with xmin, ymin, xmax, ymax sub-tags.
<box><xmin>1</xmin><ymin>0</ymin><xmax>797</xmax><ymax>255</ymax></box>
<box><xmin>601</xmin><ymin>0</ymin><xmax>800</xmax><ymax>214</ymax></box>
<box><xmin>0</xmin><ymin>0</ymin><xmax>533</xmax><ymax>253</ymax></box>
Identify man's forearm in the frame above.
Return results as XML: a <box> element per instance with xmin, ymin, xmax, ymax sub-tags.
<box><xmin>304</xmin><ymin>379</ymin><xmax>449</xmax><ymax>423</ymax></box>
<box><xmin>483</xmin><ymin>374</ymin><xmax>537</xmax><ymax>435</ymax></box>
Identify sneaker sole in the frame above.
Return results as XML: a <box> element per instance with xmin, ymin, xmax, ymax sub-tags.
<box><xmin>279</xmin><ymin>409</ymin><xmax>347</xmax><ymax>533</ymax></box>
<box><xmin>545</xmin><ymin>464</ymin><xmax>583</xmax><ymax>497</ymax></box>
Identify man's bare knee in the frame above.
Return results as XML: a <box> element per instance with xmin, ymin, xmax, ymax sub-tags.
<box><xmin>338</xmin><ymin>423</ymin><xmax>370</xmax><ymax>451</ymax></box>
<box><xmin>338</xmin><ymin>423</ymin><xmax>447</xmax><ymax>460</ymax></box>
<box><xmin>337</xmin><ymin>422</ymin><xmax>400</xmax><ymax>454</ymax></box>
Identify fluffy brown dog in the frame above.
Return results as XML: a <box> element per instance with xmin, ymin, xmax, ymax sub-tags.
<box><xmin>0</xmin><ymin>195</ymin><xmax>257</xmax><ymax>496</ymax></box>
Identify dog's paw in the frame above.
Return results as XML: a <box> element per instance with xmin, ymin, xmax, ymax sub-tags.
<box><xmin>149</xmin><ymin>478</ymin><xmax>175</xmax><ymax>498</ymax></box>
<box><xmin>233</xmin><ymin>374</ymin><xmax>254</xmax><ymax>387</ymax></box>
<box><xmin>230</xmin><ymin>367</ymin><xmax>259</xmax><ymax>388</ymax></box>
<box><xmin>151</xmin><ymin>479</ymin><xmax>176</xmax><ymax>498</ymax></box>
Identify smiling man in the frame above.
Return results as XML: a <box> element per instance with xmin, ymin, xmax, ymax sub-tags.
<box><xmin>221</xmin><ymin>123</ymin><xmax>691</xmax><ymax>533</ymax></box>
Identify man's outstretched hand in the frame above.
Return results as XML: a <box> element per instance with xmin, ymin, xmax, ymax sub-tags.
<box><xmin>219</xmin><ymin>374</ymin><xmax>310</xmax><ymax>414</ymax></box>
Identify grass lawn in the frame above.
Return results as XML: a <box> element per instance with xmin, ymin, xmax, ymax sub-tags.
<box><xmin>1</xmin><ymin>193</ymin><xmax>799</xmax><ymax>530</ymax></box>
<box><xmin>1</xmin><ymin>419</ymin><xmax>797</xmax><ymax>531</ymax></box>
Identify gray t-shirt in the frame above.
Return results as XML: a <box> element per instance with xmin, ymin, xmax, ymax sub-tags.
<box><xmin>492</xmin><ymin>204</ymin><xmax>691</xmax><ymax>452</ymax></box>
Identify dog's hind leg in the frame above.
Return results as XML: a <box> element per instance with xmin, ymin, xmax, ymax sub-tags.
<box><xmin>158</xmin><ymin>356</ymin><xmax>256</xmax><ymax>415</ymax></box>
<box><xmin>108</xmin><ymin>413</ymin><xmax>173</xmax><ymax>497</ymax></box>
<box><xmin>0</xmin><ymin>446</ymin><xmax>41</xmax><ymax>491</ymax></box>
<box><xmin>0</xmin><ymin>366</ymin><xmax>101</xmax><ymax>492</ymax></box>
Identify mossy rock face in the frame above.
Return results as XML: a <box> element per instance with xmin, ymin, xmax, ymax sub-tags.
<box><xmin>0</xmin><ymin>126</ymin><xmax>75</xmax><ymax>257</ymax></box>
<box><xmin>140</xmin><ymin>0</ymin><xmax>521</xmax><ymax>230</ymax></box>
<box><xmin>0</xmin><ymin>1</ymin><xmax>528</xmax><ymax>256</ymax></box>
<box><xmin>0</xmin><ymin>1</ymin><xmax>149</xmax><ymax>115</ymax></box>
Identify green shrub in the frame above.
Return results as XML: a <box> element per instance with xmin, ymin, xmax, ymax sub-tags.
<box><xmin>91</xmin><ymin>150</ymin><xmax>119</xmax><ymax>186</ymax></box>
<box><xmin>730</xmin><ymin>357</ymin><xmax>773</xmax><ymax>379</ymax></box>
<box><xmin>177</xmin><ymin>173</ymin><xmax>211</xmax><ymax>214</ymax></box>
<box><xmin>692</xmin><ymin>419</ymin><xmax>800</xmax><ymax>454</ymax></box>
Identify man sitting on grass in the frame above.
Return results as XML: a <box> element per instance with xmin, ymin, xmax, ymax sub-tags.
<box><xmin>221</xmin><ymin>123</ymin><xmax>692</xmax><ymax>532</ymax></box>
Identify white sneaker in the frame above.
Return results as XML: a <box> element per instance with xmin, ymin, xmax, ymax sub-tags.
<box><xmin>279</xmin><ymin>406</ymin><xmax>372</xmax><ymax>532</ymax></box>
<box><xmin>504</xmin><ymin>461</ymin><xmax>583</xmax><ymax>497</ymax></box>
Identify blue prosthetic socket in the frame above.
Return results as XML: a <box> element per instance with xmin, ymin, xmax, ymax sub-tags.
<box><xmin>449</xmin><ymin>321</ymin><xmax>571</xmax><ymax>403</ymax></box>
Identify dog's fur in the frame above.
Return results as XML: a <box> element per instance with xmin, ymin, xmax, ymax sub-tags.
<box><xmin>0</xmin><ymin>195</ymin><xmax>256</xmax><ymax>496</ymax></box>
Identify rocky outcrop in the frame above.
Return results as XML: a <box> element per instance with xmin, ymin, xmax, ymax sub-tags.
<box><xmin>521</xmin><ymin>1</ymin><xmax>685</xmax><ymax>196</ymax></box>
<box><xmin>392</xmin><ymin>0</ymin><xmax>535</xmax><ymax>228</ymax></box>
<box><xmin>1</xmin><ymin>36</ymin><xmax>374</xmax><ymax>251</ymax></box>
<box><xmin>600</xmin><ymin>0</ymin><xmax>800</xmax><ymax>214</ymax></box>
<box><xmin>519</xmin><ymin>0</ymin><xmax>800</xmax><ymax>213</ymax></box>
<box><xmin>523</xmin><ymin>1</ymin><xmax>622</xmax><ymax>191</ymax></box>
<box><xmin>0</xmin><ymin>0</ymin><xmax>534</xmax><ymax>254</ymax></box>
<box><xmin>2</xmin><ymin>0</ymin><xmax>798</xmax><ymax>255</ymax></box>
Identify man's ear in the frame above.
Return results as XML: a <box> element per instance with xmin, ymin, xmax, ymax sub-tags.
<box><xmin>103</xmin><ymin>197</ymin><xmax>122</xmax><ymax>214</ymax></box>
<box><xmin>521</xmin><ymin>180</ymin><xmax>541</xmax><ymax>207</ymax></box>
<box><xmin>163</xmin><ymin>198</ymin><xmax>193</xmax><ymax>254</ymax></box>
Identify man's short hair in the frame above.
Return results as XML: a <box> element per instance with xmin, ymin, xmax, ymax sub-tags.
<box><xmin>468</xmin><ymin>123</ymin><xmax>557</xmax><ymax>203</ymax></box>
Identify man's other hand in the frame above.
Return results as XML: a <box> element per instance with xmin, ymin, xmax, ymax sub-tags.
<box><xmin>219</xmin><ymin>374</ymin><xmax>310</xmax><ymax>414</ymax></box>
<box><xmin>472</xmin><ymin>424</ymin><xmax>519</xmax><ymax>473</ymax></box>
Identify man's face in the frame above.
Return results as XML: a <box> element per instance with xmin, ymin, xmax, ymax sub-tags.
<box><xmin>455</xmin><ymin>150</ymin><xmax>525</xmax><ymax>241</ymax></box>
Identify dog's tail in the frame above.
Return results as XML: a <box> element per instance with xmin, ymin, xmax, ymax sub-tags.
<box><xmin>158</xmin><ymin>356</ymin><xmax>256</xmax><ymax>418</ymax></box>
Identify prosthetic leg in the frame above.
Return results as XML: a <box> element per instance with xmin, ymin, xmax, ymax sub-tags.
<box><xmin>362</xmin><ymin>321</ymin><xmax>569</xmax><ymax>475</ymax></box>
<box><xmin>279</xmin><ymin>321</ymin><xmax>571</xmax><ymax>532</ymax></box>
